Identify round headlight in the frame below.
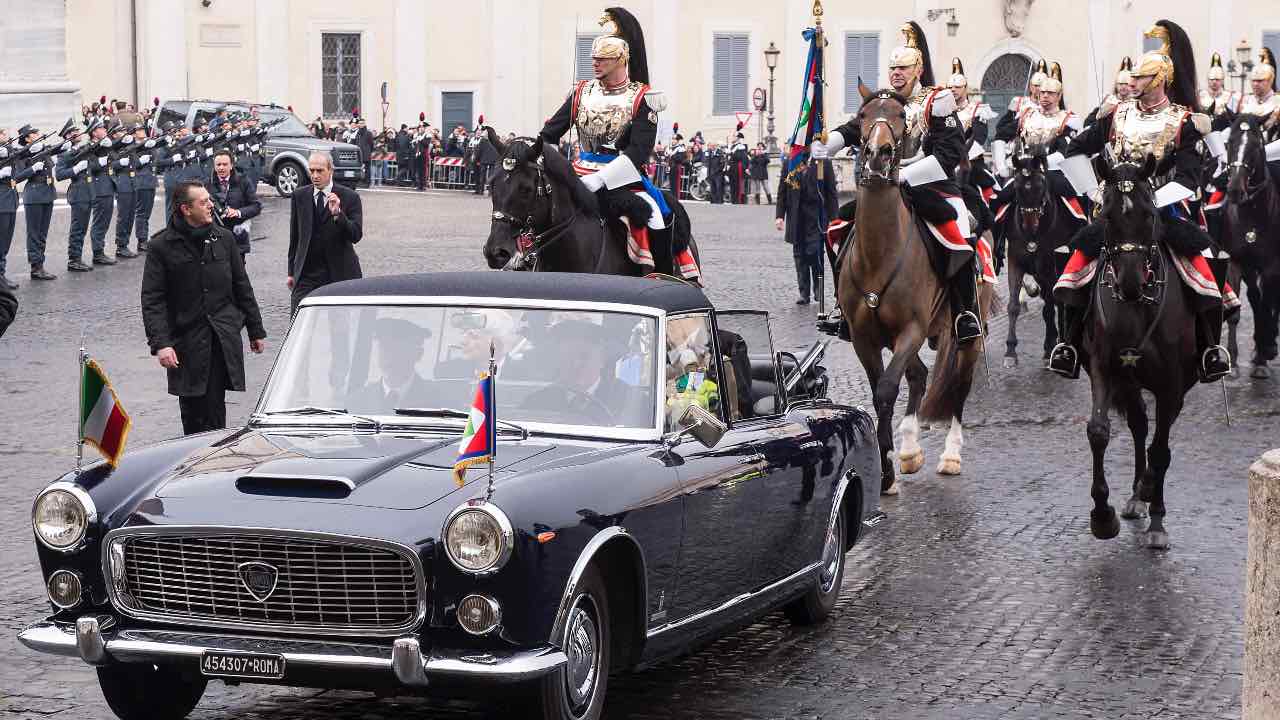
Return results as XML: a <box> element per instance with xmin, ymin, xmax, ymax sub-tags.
<box><xmin>444</xmin><ymin>503</ymin><xmax>513</xmax><ymax>575</ymax></box>
<box><xmin>47</xmin><ymin>570</ymin><xmax>84</xmax><ymax>609</ymax></box>
<box><xmin>33</xmin><ymin>486</ymin><xmax>93</xmax><ymax>551</ymax></box>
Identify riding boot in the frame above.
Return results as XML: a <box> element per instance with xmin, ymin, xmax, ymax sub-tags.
<box><xmin>948</xmin><ymin>262</ymin><xmax>982</xmax><ymax>344</ymax></box>
<box><xmin>1049</xmin><ymin>305</ymin><xmax>1084</xmax><ymax>379</ymax></box>
<box><xmin>1196</xmin><ymin>306</ymin><xmax>1231</xmax><ymax>383</ymax></box>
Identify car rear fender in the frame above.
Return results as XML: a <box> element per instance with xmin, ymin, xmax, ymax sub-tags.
<box><xmin>549</xmin><ymin>527</ymin><xmax>647</xmax><ymax>669</ymax></box>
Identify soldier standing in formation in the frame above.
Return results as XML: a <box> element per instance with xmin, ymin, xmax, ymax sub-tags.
<box><xmin>132</xmin><ymin>124</ymin><xmax>158</xmax><ymax>252</ymax></box>
<box><xmin>0</xmin><ymin>128</ymin><xmax>17</xmax><ymax>289</ymax></box>
<box><xmin>14</xmin><ymin>125</ymin><xmax>57</xmax><ymax>281</ymax></box>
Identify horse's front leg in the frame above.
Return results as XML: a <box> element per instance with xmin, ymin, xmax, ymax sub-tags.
<box><xmin>1087</xmin><ymin>370</ymin><xmax>1120</xmax><ymax>539</ymax></box>
<box><xmin>1140</xmin><ymin>392</ymin><xmax>1184</xmax><ymax>549</ymax></box>
<box><xmin>852</xmin><ymin>338</ymin><xmax>896</xmax><ymax>495</ymax></box>
<box><xmin>1119</xmin><ymin>391</ymin><xmax>1149</xmax><ymax>520</ymax></box>
<box><xmin>874</xmin><ymin>334</ymin><xmax>926</xmax><ymax>494</ymax></box>
<box><xmin>897</xmin><ymin>354</ymin><xmax>928</xmax><ymax>475</ymax></box>
<box><xmin>1004</xmin><ymin>261</ymin><xmax>1024</xmax><ymax>368</ymax></box>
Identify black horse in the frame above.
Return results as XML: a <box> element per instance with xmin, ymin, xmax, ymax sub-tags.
<box><xmin>1080</xmin><ymin>156</ymin><xmax>1201</xmax><ymax>550</ymax></box>
<box><xmin>482</xmin><ymin>130</ymin><xmax>698</xmax><ymax>277</ymax></box>
<box><xmin>1001</xmin><ymin>141</ymin><xmax>1072</xmax><ymax>368</ymax></box>
<box><xmin>1223</xmin><ymin>115</ymin><xmax>1280</xmax><ymax>378</ymax></box>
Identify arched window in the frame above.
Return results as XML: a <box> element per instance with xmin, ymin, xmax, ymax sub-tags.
<box><xmin>980</xmin><ymin>53</ymin><xmax>1033</xmax><ymax>123</ymax></box>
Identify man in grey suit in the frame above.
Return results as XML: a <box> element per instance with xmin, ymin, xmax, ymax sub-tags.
<box><xmin>287</xmin><ymin>151</ymin><xmax>363</xmax><ymax>316</ymax></box>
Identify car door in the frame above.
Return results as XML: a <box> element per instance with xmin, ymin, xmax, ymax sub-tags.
<box><xmin>663</xmin><ymin>312</ymin><xmax>768</xmax><ymax>621</ymax></box>
<box><xmin>716</xmin><ymin>311</ymin><xmax>826</xmax><ymax>587</ymax></box>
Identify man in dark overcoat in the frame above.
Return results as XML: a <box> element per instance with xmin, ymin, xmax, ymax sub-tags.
<box><xmin>141</xmin><ymin>180</ymin><xmax>267</xmax><ymax>435</ymax></box>
<box><xmin>775</xmin><ymin>158</ymin><xmax>838</xmax><ymax>305</ymax></box>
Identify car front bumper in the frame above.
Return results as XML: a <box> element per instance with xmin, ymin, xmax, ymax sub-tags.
<box><xmin>18</xmin><ymin>616</ymin><xmax>566</xmax><ymax>687</ymax></box>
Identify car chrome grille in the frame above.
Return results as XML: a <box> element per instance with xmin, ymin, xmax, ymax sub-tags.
<box><xmin>333</xmin><ymin>149</ymin><xmax>360</xmax><ymax>165</ymax></box>
<box><xmin>119</xmin><ymin>534</ymin><xmax>419</xmax><ymax>633</ymax></box>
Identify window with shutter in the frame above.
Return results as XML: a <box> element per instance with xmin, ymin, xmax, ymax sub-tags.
<box><xmin>576</xmin><ymin>35</ymin><xmax>598</xmax><ymax>82</ymax></box>
<box><xmin>321</xmin><ymin>33</ymin><xmax>361</xmax><ymax>119</ymax></box>
<box><xmin>442</xmin><ymin>92</ymin><xmax>473</xmax><ymax>135</ymax></box>
<box><xmin>713</xmin><ymin>32</ymin><xmax>750</xmax><ymax>115</ymax></box>
<box><xmin>1263</xmin><ymin>31</ymin><xmax>1280</xmax><ymax>57</ymax></box>
<box><xmin>844</xmin><ymin>32</ymin><xmax>880</xmax><ymax>113</ymax></box>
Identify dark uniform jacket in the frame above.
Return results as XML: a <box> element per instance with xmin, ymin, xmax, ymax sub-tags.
<box><xmin>209</xmin><ymin>169</ymin><xmax>261</xmax><ymax>253</ymax></box>
<box><xmin>89</xmin><ymin>147</ymin><xmax>116</xmax><ymax>199</ymax></box>
<box><xmin>55</xmin><ymin>150</ymin><xmax>94</xmax><ymax>205</ymax></box>
<box><xmin>287</xmin><ymin>182</ymin><xmax>363</xmax><ymax>281</ymax></box>
<box><xmin>141</xmin><ymin>215</ymin><xmax>266</xmax><ymax>397</ymax></box>
<box><xmin>134</xmin><ymin>139</ymin><xmax>160</xmax><ymax>190</ymax></box>
<box><xmin>0</xmin><ymin>281</ymin><xmax>16</xmax><ymax>339</ymax></box>
<box><xmin>14</xmin><ymin>156</ymin><xmax>56</xmax><ymax>205</ymax></box>
<box><xmin>0</xmin><ymin>168</ymin><xmax>17</xmax><ymax>213</ymax></box>
<box><xmin>776</xmin><ymin>159</ymin><xmax>838</xmax><ymax>254</ymax></box>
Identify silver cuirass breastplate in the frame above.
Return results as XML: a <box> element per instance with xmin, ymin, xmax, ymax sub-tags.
<box><xmin>574</xmin><ymin>80</ymin><xmax>644</xmax><ymax>154</ymax></box>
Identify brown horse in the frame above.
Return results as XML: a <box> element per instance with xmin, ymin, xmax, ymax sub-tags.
<box><xmin>839</xmin><ymin>87</ymin><xmax>994</xmax><ymax>495</ymax></box>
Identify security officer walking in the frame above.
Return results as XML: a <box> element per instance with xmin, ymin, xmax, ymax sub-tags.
<box><xmin>111</xmin><ymin>123</ymin><xmax>140</xmax><ymax>259</ymax></box>
<box><xmin>87</xmin><ymin>120</ymin><xmax>118</xmax><ymax>267</ymax></box>
<box><xmin>0</xmin><ymin>127</ymin><xmax>18</xmax><ymax>289</ymax></box>
<box><xmin>55</xmin><ymin>123</ymin><xmax>94</xmax><ymax>274</ymax></box>
<box><xmin>132</xmin><ymin>124</ymin><xmax>159</xmax><ymax>252</ymax></box>
<box><xmin>13</xmin><ymin>125</ymin><xmax>57</xmax><ymax>280</ymax></box>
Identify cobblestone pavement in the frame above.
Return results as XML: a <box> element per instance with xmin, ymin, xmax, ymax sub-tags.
<box><xmin>2</xmin><ymin>189</ymin><xmax>1276</xmax><ymax>719</ymax></box>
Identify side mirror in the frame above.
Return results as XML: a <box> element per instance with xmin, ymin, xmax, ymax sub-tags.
<box><xmin>671</xmin><ymin>404</ymin><xmax>727</xmax><ymax>449</ymax></box>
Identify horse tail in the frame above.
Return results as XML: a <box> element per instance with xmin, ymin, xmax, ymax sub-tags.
<box><xmin>920</xmin><ymin>291</ymin><xmax>986</xmax><ymax>423</ymax></box>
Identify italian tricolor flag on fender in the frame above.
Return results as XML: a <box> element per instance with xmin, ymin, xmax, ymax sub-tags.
<box><xmin>81</xmin><ymin>358</ymin><xmax>131</xmax><ymax>467</ymax></box>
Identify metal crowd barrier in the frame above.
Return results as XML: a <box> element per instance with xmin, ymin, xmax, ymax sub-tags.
<box><xmin>430</xmin><ymin>158</ymin><xmax>474</xmax><ymax>190</ymax></box>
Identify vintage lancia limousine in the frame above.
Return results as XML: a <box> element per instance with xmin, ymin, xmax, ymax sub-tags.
<box><xmin>20</xmin><ymin>272</ymin><xmax>882</xmax><ymax>720</ymax></box>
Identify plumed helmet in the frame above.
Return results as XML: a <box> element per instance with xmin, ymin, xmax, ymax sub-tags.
<box><xmin>888</xmin><ymin>21</ymin><xmax>935</xmax><ymax>87</ymax></box>
<box><xmin>1250</xmin><ymin>48</ymin><xmax>1276</xmax><ymax>89</ymax></box>
<box><xmin>1207</xmin><ymin>52</ymin><xmax>1225</xmax><ymax>81</ymax></box>
<box><xmin>1134</xmin><ymin>20</ymin><xmax>1198</xmax><ymax>109</ymax></box>
<box><xmin>1029</xmin><ymin>59</ymin><xmax>1049</xmax><ymax>92</ymax></box>
<box><xmin>152</xmin><ymin>97</ymin><xmax>159</xmax><ymax>107</ymax></box>
<box><xmin>595</xmin><ymin>7</ymin><xmax>649</xmax><ymax>84</ymax></box>
<box><xmin>420</xmin><ymin>111</ymin><xmax>426</xmax><ymax>121</ymax></box>
<box><xmin>948</xmin><ymin>57</ymin><xmax>967</xmax><ymax>88</ymax></box>
<box><xmin>1117</xmin><ymin>56</ymin><xmax>1133</xmax><ymax>85</ymax></box>
<box><xmin>1041</xmin><ymin>61</ymin><xmax>1064</xmax><ymax>96</ymax></box>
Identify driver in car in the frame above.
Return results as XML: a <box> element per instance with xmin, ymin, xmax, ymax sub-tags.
<box><xmin>520</xmin><ymin>319</ymin><xmax>629</xmax><ymax>423</ymax></box>
<box><xmin>350</xmin><ymin>317</ymin><xmax>433</xmax><ymax>413</ymax></box>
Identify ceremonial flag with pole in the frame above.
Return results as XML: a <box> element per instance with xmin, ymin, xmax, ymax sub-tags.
<box><xmin>79</xmin><ymin>354</ymin><xmax>131</xmax><ymax>468</ymax></box>
<box><xmin>452</xmin><ymin>349</ymin><xmax>498</xmax><ymax>487</ymax></box>
<box><xmin>782</xmin><ymin>4</ymin><xmax>828</xmax><ymax>202</ymax></box>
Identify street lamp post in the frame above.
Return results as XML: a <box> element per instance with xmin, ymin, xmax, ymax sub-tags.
<box><xmin>764</xmin><ymin>42</ymin><xmax>780</xmax><ymax>155</ymax></box>
<box><xmin>1229</xmin><ymin>37</ymin><xmax>1254</xmax><ymax>98</ymax></box>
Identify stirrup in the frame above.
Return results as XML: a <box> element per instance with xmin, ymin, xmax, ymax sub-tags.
<box><xmin>1048</xmin><ymin>343</ymin><xmax>1080</xmax><ymax>379</ymax></box>
<box><xmin>816</xmin><ymin>307</ymin><xmax>846</xmax><ymax>339</ymax></box>
<box><xmin>1199</xmin><ymin>345</ymin><xmax>1231</xmax><ymax>383</ymax></box>
<box><xmin>954</xmin><ymin>311</ymin><xmax>981</xmax><ymax>344</ymax></box>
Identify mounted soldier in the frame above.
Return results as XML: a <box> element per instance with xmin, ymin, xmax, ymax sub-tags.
<box><xmin>948</xmin><ymin>58</ymin><xmax>999</xmax><ymax>240</ymax></box>
<box><xmin>536</xmin><ymin>6</ymin><xmax>700</xmax><ymax>282</ymax></box>
<box><xmin>992</xmin><ymin>59</ymin><xmax>1049</xmax><ymax>178</ymax></box>
<box><xmin>1049</xmin><ymin>19</ymin><xmax>1231</xmax><ymax>383</ymax></box>
<box><xmin>1199</xmin><ymin>52</ymin><xmax>1240</xmax><ymax>125</ymax></box>
<box><xmin>812</xmin><ymin>21</ymin><xmax>982</xmax><ymax>344</ymax></box>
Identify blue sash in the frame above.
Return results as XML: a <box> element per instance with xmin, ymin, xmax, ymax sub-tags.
<box><xmin>579</xmin><ymin>151</ymin><xmax>671</xmax><ymax>217</ymax></box>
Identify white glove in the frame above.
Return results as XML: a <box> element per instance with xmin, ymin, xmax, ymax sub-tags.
<box><xmin>250</xmin><ymin>144</ymin><xmax>260</xmax><ymax>152</ymax></box>
<box><xmin>59</xmin><ymin>141</ymin><xmax>73</xmax><ymax>153</ymax></box>
<box><xmin>118</xmin><ymin>157</ymin><xmax>131</xmax><ymax>168</ymax></box>
<box><xmin>29</xmin><ymin>142</ymin><xmax>45</xmax><ymax>154</ymax></box>
<box><xmin>0</xmin><ymin>166</ymin><xmax>10</xmax><ymax>179</ymax></box>
<box><xmin>580</xmin><ymin>172</ymin><xmax>605</xmax><ymax>193</ymax></box>
<box><xmin>73</xmin><ymin>160</ymin><xmax>88</xmax><ymax>174</ymax></box>
<box><xmin>139</xmin><ymin>155</ymin><xmax>151</xmax><ymax>166</ymax></box>
<box><xmin>119</xmin><ymin>136</ymin><xmax>134</xmax><ymax>146</ymax></box>
<box><xmin>810</xmin><ymin>140</ymin><xmax>829</xmax><ymax>160</ymax></box>
<box><xmin>144</xmin><ymin>139</ymin><xmax>157</xmax><ymax>148</ymax></box>
<box><xmin>99</xmin><ymin>139</ymin><xmax>113</xmax><ymax>149</ymax></box>
<box><xmin>0</xmin><ymin>147</ymin><xmax>8</xmax><ymax>159</ymax></box>
<box><xmin>236</xmin><ymin>144</ymin><xmax>245</xmax><ymax>152</ymax></box>
<box><xmin>204</xmin><ymin>148</ymin><xmax>213</xmax><ymax>157</ymax></box>
<box><xmin>30</xmin><ymin>161</ymin><xmax>45</xmax><ymax>173</ymax></box>
<box><xmin>97</xmin><ymin>156</ymin><xmax>109</xmax><ymax>167</ymax></box>
<box><xmin>187</xmin><ymin>150</ymin><xmax>198</xmax><ymax>160</ymax></box>
<box><xmin>930</xmin><ymin>89</ymin><xmax>958</xmax><ymax>117</ymax></box>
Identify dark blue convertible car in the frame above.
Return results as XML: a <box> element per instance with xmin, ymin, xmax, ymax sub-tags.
<box><xmin>19</xmin><ymin>272</ymin><xmax>882</xmax><ymax>720</ymax></box>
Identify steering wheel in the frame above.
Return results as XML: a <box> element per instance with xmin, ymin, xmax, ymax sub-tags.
<box><xmin>560</xmin><ymin>387</ymin><xmax>616</xmax><ymax>424</ymax></box>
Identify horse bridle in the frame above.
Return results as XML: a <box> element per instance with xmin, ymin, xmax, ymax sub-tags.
<box><xmin>1227</xmin><ymin>126</ymin><xmax>1270</xmax><ymax>208</ymax></box>
<box><xmin>1014</xmin><ymin>158</ymin><xmax>1050</xmax><ymax>236</ymax></box>
<box><xmin>858</xmin><ymin>97</ymin><xmax>905</xmax><ymax>186</ymax></box>
<box><xmin>490</xmin><ymin>147</ymin><xmax>573</xmax><ymax>271</ymax></box>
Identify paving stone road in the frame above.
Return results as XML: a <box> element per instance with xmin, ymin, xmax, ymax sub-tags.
<box><xmin>2</xmin><ymin>188</ymin><xmax>1276</xmax><ymax>719</ymax></box>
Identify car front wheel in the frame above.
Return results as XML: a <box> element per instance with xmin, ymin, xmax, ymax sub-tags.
<box><xmin>535</xmin><ymin>564</ymin><xmax>611</xmax><ymax>720</ymax></box>
<box><xmin>784</xmin><ymin>502</ymin><xmax>846</xmax><ymax>625</ymax></box>
<box><xmin>97</xmin><ymin>663</ymin><xmax>207</xmax><ymax>720</ymax></box>
<box><xmin>275</xmin><ymin>160</ymin><xmax>304</xmax><ymax>198</ymax></box>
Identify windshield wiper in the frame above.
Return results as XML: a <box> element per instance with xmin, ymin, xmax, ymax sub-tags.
<box><xmin>393</xmin><ymin>407</ymin><xmax>529</xmax><ymax>440</ymax></box>
<box><xmin>259</xmin><ymin>406</ymin><xmax>381</xmax><ymax>430</ymax></box>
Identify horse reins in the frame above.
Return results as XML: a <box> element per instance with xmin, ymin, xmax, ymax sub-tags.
<box><xmin>490</xmin><ymin>144</ymin><xmax>583</xmax><ymax>271</ymax></box>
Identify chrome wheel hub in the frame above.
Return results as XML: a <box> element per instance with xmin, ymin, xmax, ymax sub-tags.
<box><xmin>564</xmin><ymin>597</ymin><xmax>600</xmax><ymax>707</ymax></box>
<box><xmin>819</xmin><ymin>515</ymin><xmax>841</xmax><ymax>593</ymax></box>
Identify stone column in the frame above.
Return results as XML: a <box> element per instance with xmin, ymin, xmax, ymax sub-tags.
<box><xmin>0</xmin><ymin>1</ymin><xmax>81</xmax><ymax>131</ymax></box>
<box><xmin>1246</xmin><ymin>449</ymin><xmax>1280</xmax><ymax>720</ymax></box>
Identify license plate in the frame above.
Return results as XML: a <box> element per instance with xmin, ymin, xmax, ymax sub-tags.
<box><xmin>343</xmin><ymin>170</ymin><xmax>355</xmax><ymax>178</ymax></box>
<box><xmin>200</xmin><ymin>650</ymin><xmax>285</xmax><ymax>679</ymax></box>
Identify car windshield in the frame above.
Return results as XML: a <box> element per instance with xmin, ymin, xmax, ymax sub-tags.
<box><xmin>248</xmin><ymin>108</ymin><xmax>309</xmax><ymax>136</ymax></box>
<box><xmin>258</xmin><ymin>305</ymin><xmax>660</xmax><ymax>433</ymax></box>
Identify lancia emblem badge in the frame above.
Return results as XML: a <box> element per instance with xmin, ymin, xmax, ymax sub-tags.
<box><xmin>237</xmin><ymin>561</ymin><xmax>279</xmax><ymax>602</ymax></box>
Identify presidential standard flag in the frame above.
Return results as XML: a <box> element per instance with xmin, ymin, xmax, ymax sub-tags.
<box><xmin>80</xmin><ymin>358</ymin><xmax>131</xmax><ymax>467</ymax></box>
<box><xmin>783</xmin><ymin>24</ymin><xmax>827</xmax><ymax>194</ymax></box>
<box><xmin>452</xmin><ymin>371</ymin><xmax>497</xmax><ymax>486</ymax></box>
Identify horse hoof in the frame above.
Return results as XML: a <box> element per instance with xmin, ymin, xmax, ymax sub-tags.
<box><xmin>1251</xmin><ymin>364</ymin><xmax>1271</xmax><ymax>379</ymax></box>
<box><xmin>1003</xmin><ymin>356</ymin><xmax>1018</xmax><ymax>369</ymax></box>
<box><xmin>936</xmin><ymin>456</ymin><xmax>962</xmax><ymax>476</ymax></box>
<box><xmin>881</xmin><ymin>482</ymin><xmax>900</xmax><ymax>496</ymax></box>
<box><xmin>899</xmin><ymin>449</ymin><xmax>924</xmax><ymax>475</ymax></box>
<box><xmin>1145</xmin><ymin>530</ymin><xmax>1170</xmax><ymax>550</ymax></box>
<box><xmin>1090</xmin><ymin>507</ymin><xmax>1121</xmax><ymax>540</ymax></box>
<box><xmin>1120</xmin><ymin>499</ymin><xmax>1148</xmax><ymax>520</ymax></box>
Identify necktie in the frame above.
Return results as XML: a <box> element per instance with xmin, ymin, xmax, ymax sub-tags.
<box><xmin>315</xmin><ymin>190</ymin><xmax>324</xmax><ymax>218</ymax></box>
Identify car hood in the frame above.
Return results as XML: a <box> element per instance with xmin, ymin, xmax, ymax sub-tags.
<box><xmin>154</xmin><ymin>428</ymin><xmax>563</xmax><ymax>510</ymax></box>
